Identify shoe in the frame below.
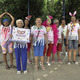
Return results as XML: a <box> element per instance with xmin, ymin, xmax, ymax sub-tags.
<box><xmin>52</xmin><ymin>59</ymin><xmax>54</xmax><ymax>63</ymax></box>
<box><xmin>40</xmin><ymin>65</ymin><xmax>45</xmax><ymax>70</ymax></box>
<box><xmin>65</xmin><ymin>52</ymin><xmax>68</xmax><ymax>56</ymax></box>
<box><xmin>17</xmin><ymin>71</ymin><xmax>21</xmax><ymax>75</ymax></box>
<box><xmin>27</xmin><ymin>59</ymin><xmax>31</xmax><ymax>64</ymax></box>
<box><xmin>46</xmin><ymin>62</ymin><xmax>51</xmax><ymax>66</ymax></box>
<box><xmin>58</xmin><ymin>60</ymin><xmax>62</xmax><ymax>63</ymax></box>
<box><xmin>73</xmin><ymin>61</ymin><xmax>78</xmax><ymax>64</ymax></box>
<box><xmin>34</xmin><ymin>65</ymin><xmax>38</xmax><ymax>71</ymax></box>
<box><xmin>60</xmin><ymin>52</ymin><xmax>62</xmax><ymax>56</ymax></box>
<box><xmin>6</xmin><ymin>65</ymin><xmax>10</xmax><ymax>70</ymax></box>
<box><xmin>24</xmin><ymin>70</ymin><xmax>27</xmax><ymax>74</ymax></box>
<box><xmin>39</xmin><ymin>62</ymin><xmax>41</xmax><ymax>65</ymax></box>
<box><xmin>68</xmin><ymin>62</ymin><xmax>71</xmax><ymax>65</ymax></box>
<box><xmin>75</xmin><ymin>62</ymin><xmax>78</xmax><ymax>64</ymax></box>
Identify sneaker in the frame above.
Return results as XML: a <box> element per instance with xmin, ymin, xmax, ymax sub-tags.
<box><xmin>52</xmin><ymin>59</ymin><xmax>54</xmax><ymax>63</ymax></box>
<box><xmin>68</xmin><ymin>62</ymin><xmax>71</xmax><ymax>65</ymax></box>
<box><xmin>60</xmin><ymin>52</ymin><xmax>62</xmax><ymax>56</ymax></box>
<box><xmin>27</xmin><ymin>59</ymin><xmax>31</xmax><ymax>64</ymax></box>
<box><xmin>40</xmin><ymin>65</ymin><xmax>45</xmax><ymax>70</ymax></box>
<box><xmin>24</xmin><ymin>70</ymin><xmax>27</xmax><ymax>74</ymax></box>
<box><xmin>17</xmin><ymin>71</ymin><xmax>21</xmax><ymax>75</ymax></box>
<box><xmin>65</xmin><ymin>52</ymin><xmax>68</xmax><ymax>56</ymax></box>
<box><xmin>75</xmin><ymin>62</ymin><xmax>78</xmax><ymax>64</ymax></box>
<box><xmin>73</xmin><ymin>61</ymin><xmax>78</xmax><ymax>64</ymax></box>
<box><xmin>34</xmin><ymin>65</ymin><xmax>38</xmax><ymax>71</ymax></box>
<box><xmin>58</xmin><ymin>60</ymin><xmax>62</xmax><ymax>63</ymax></box>
<box><xmin>39</xmin><ymin>62</ymin><xmax>41</xmax><ymax>65</ymax></box>
<box><xmin>46</xmin><ymin>62</ymin><xmax>51</xmax><ymax>66</ymax></box>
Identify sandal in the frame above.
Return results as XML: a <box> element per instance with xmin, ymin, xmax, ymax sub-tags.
<box><xmin>40</xmin><ymin>65</ymin><xmax>45</xmax><ymax>70</ymax></box>
<box><xmin>6</xmin><ymin>65</ymin><xmax>10</xmax><ymax>70</ymax></box>
<box><xmin>34</xmin><ymin>65</ymin><xmax>38</xmax><ymax>71</ymax></box>
<box><xmin>10</xmin><ymin>65</ymin><xmax>16</xmax><ymax>69</ymax></box>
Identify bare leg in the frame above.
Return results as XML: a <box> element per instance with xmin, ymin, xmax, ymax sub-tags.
<box><xmin>47</xmin><ymin>57</ymin><xmax>50</xmax><ymax>62</ymax></box>
<box><xmin>3</xmin><ymin>54</ymin><xmax>8</xmax><ymax>65</ymax></box>
<box><xmin>57</xmin><ymin>51</ymin><xmax>60</xmax><ymax>60</ymax></box>
<box><xmin>9</xmin><ymin>53</ymin><xmax>13</xmax><ymax>66</ymax></box>
<box><xmin>35</xmin><ymin>57</ymin><xmax>38</xmax><ymax>65</ymax></box>
<box><xmin>27</xmin><ymin>51</ymin><xmax>30</xmax><ymax>59</ymax></box>
<box><xmin>65</xmin><ymin>46</ymin><xmax>68</xmax><ymax>52</ymax></box>
<box><xmin>41</xmin><ymin>56</ymin><xmax>44</xmax><ymax>65</ymax></box>
<box><xmin>41</xmin><ymin>56</ymin><xmax>45</xmax><ymax>70</ymax></box>
<box><xmin>68</xmin><ymin>49</ymin><xmax>72</xmax><ymax>61</ymax></box>
<box><xmin>34</xmin><ymin>57</ymin><xmax>38</xmax><ymax>71</ymax></box>
<box><xmin>73</xmin><ymin>49</ymin><xmax>77</xmax><ymax>61</ymax></box>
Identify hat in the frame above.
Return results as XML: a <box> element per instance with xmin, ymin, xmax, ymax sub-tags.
<box><xmin>3</xmin><ymin>19</ymin><xmax>9</xmax><ymax>23</ymax></box>
<box><xmin>46</xmin><ymin>15</ymin><xmax>53</xmax><ymax>22</ymax></box>
<box><xmin>69</xmin><ymin>11</ymin><xmax>77</xmax><ymax>17</ymax></box>
<box><xmin>25</xmin><ymin>15</ymin><xmax>32</xmax><ymax>21</ymax></box>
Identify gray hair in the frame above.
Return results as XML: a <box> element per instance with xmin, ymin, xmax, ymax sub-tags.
<box><xmin>16</xmin><ymin>19</ymin><xmax>24</xmax><ymax>24</ymax></box>
<box><xmin>53</xmin><ymin>19</ymin><xmax>59</xmax><ymax>24</ymax></box>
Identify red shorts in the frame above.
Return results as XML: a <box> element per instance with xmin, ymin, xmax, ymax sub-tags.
<box><xmin>27</xmin><ymin>43</ymin><xmax>31</xmax><ymax>51</ymax></box>
<box><xmin>57</xmin><ymin>43</ymin><xmax>62</xmax><ymax>51</ymax></box>
<box><xmin>44</xmin><ymin>43</ymin><xmax>53</xmax><ymax>57</ymax></box>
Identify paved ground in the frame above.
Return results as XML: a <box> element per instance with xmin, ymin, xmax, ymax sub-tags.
<box><xmin>0</xmin><ymin>48</ymin><xmax>80</xmax><ymax>80</ymax></box>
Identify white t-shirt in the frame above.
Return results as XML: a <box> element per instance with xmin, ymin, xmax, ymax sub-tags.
<box><xmin>67</xmin><ymin>22</ymin><xmax>80</xmax><ymax>40</ymax></box>
<box><xmin>0</xmin><ymin>25</ymin><xmax>11</xmax><ymax>43</ymax></box>
<box><xmin>58</xmin><ymin>26</ymin><xmax>63</xmax><ymax>39</ymax></box>
<box><xmin>31</xmin><ymin>25</ymin><xmax>46</xmax><ymax>46</ymax></box>
<box><xmin>47</xmin><ymin>27</ymin><xmax>54</xmax><ymax>43</ymax></box>
<box><xmin>57</xmin><ymin>26</ymin><xmax>63</xmax><ymax>43</ymax></box>
<box><xmin>59</xmin><ymin>25</ymin><xmax>67</xmax><ymax>39</ymax></box>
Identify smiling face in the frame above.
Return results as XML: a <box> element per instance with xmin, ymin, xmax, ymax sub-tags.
<box><xmin>3</xmin><ymin>21</ymin><xmax>9</xmax><ymax>27</ymax></box>
<box><xmin>16</xmin><ymin>21</ymin><xmax>23</xmax><ymax>28</ymax></box>
<box><xmin>35</xmin><ymin>18</ymin><xmax>42</xmax><ymax>25</ymax></box>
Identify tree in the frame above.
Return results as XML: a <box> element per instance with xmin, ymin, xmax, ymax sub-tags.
<box><xmin>0</xmin><ymin>0</ymin><xmax>46</xmax><ymax>25</ymax></box>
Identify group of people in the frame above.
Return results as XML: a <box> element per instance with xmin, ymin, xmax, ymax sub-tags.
<box><xmin>0</xmin><ymin>11</ymin><xmax>80</xmax><ymax>75</ymax></box>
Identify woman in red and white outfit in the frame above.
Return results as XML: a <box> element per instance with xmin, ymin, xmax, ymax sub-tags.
<box><xmin>42</xmin><ymin>15</ymin><xmax>58</xmax><ymax>66</ymax></box>
<box><xmin>24</xmin><ymin>15</ymin><xmax>32</xmax><ymax>63</ymax></box>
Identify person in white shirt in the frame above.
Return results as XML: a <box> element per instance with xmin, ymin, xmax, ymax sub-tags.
<box><xmin>66</xmin><ymin>11</ymin><xmax>80</xmax><ymax>65</ymax></box>
<box><xmin>60</xmin><ymin>19</ymin><xmax>68</xmax><ymax>56</ymax></box>
<box><xmin>31</xmin><ymin>18</ymin><xmax>48</xmax><ymax>71</ymax></box>
<box><xmin>53</xmin><ymin>19</ymin><xmax>63</xmax><ymax>63</ymax></box>
<box><xmin>0</xmin><ymin>12</ymin><xmax>16</xmax><ymax>69</ymax></box>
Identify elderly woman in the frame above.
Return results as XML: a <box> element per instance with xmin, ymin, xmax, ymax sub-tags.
<box><xmin>14</xmin><ymin>19</ymin><xmax>28</xmax><ymax>74</ymax></box>
<box><xmin>31</xmin><ymin>18</ymin><xmax>48</xmax><ymax>71</ymax></box>
<box><xmin>52</xmin><ymin>19</ymin><xmax>63</xmax><ymax>63</ymax></box>
<box><xmin>24</xmin><ymin>15</ymin><xmax>32</xmax><ymax>63</ymax></box>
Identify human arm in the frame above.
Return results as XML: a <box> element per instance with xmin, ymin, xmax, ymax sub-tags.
<box><xmin>0</xmin><ymin>12</ymin><xmax>7</xmax><ymax>26</ymax></box>
<box><xmin>7</xmin><ymin>12</ymin><xmax>14</xmax><ymax>27</ymax></box>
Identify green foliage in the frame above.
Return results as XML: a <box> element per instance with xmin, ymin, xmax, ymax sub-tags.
<box><xmin>0</xmin><ymin>0</ymin><xmax>46</xmax><ymax>25</ymax></box>
<box><xmin>0</xmin><ymin>0</ymin><xmax>80</xmax><ymax>25</ymax></box>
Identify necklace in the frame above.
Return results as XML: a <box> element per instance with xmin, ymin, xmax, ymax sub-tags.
<box><xmin>61</xmin><ymin>24</ymin><xmax>66</xmax><ymax>29</ymax></box>
<box><xmin>70</xmin><ymin>22</ymin><xmax>76</xmax><ymax>32</ymax></box>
